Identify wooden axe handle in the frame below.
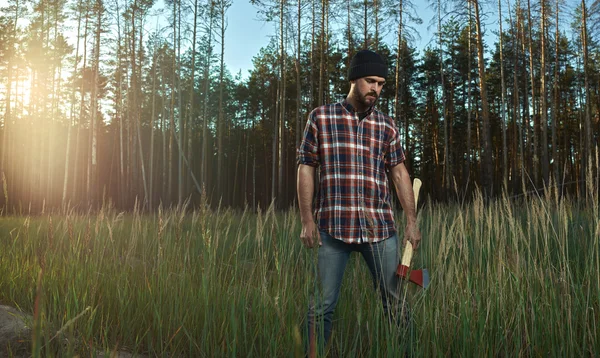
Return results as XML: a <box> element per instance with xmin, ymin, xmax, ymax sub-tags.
<box><xmin>401</xmin><ymin>241</ymin><xmax>413</xmax><ymax>266</ymax></box>
<box><xmin>413</xmin><ymin>178</ymin><xmax>422</xmax><ymax>211</ymax></box>
<box><xmin>402</xmin><ymin>178</ymin><xmax>421</xmax><ymax>267</ymax></box>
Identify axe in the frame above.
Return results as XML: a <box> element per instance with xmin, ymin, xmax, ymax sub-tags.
<box><xmin>395</xmin><ymin>178</ymin><xmax>430</xmax><ymax>288</ymax></box>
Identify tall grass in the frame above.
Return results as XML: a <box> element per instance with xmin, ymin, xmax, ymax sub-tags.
<box><xmin>1</xmin><ymin>190</ymin><xmax>599</xmax><ymax>356</ymax></box>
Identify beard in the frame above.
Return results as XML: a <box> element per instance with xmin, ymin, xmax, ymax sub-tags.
<box><xmin>352</xmin><ymin>86</ymin><xmax>379</xmax><ymax>109</ymax></box>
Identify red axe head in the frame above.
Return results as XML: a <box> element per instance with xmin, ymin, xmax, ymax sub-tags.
<box><xmin>395</xmin><ymin>178</ymin><xmax>430</xmax><ymax>288</ymax></box>
<box><xmin>396</xmin><ymin>241</ymin><xmax>430</xmax><ymax>288</ymax></box>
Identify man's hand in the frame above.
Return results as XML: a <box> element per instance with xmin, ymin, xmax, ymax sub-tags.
<box><xmin>298</xmin><ymin>164</ymin><xmax>320</xmax><ymax>248</ymax></box>
<box><xmin>404</xmin><ymin>222</ymin><xmax>422</xmax><ymax>250</ymax></box>
<box><xmin>300</xmin><ymin>220</ymin><xmax>321</xmax><ymax>248</ymax></box>
<box><xmin>390</xmin><ymin>163</ymin><xmax>422</xmax><ymax>250</ymax></box>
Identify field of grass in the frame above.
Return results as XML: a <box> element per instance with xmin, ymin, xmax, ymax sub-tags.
<box><xmin>1</xmin><ymin>189</ymin><xmax>599</xmax><ymax>357</ymax></box>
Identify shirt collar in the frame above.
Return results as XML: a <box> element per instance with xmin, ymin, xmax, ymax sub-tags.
<box><xmin>342</xmin><ymin>99</ymin><xmax>375</xmax><ymax>118</ymax></box>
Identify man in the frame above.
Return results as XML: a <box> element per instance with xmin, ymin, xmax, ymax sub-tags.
<box><xmin>297</xmin><ymin>49</ymin><xmax>422</xmax><ymax>356</ymax></box>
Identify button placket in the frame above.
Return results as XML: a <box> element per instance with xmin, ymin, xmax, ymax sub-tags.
<box><xmin>357</xmin><ymin>116</ymin><xmax>371</xmax><ymax>242</ymax></box>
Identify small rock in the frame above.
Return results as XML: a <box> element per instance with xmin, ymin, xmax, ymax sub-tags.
<box><xmin>0</xmin><ymin>305</ymin><xmax>32</xmax><ymax>357</ymax></box>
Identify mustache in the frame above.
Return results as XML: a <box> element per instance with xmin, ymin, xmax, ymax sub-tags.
<box><xmin>365</xmin><ymin>92</ymin><xmax>378</xmax><ymax>98</ymax></box>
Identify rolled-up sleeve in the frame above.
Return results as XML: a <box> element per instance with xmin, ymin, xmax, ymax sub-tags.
<box><xmin>297</xmin><ymin>110</ymin><xmax>320</xmax><ymax>167</ymax></box>
<box><xmin>385</xmin><ymin>122</ymin><xmax>405</xmax><ymax>168</ymax></box>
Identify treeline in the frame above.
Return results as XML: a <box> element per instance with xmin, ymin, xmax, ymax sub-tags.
<box><xmin>0</xmin><ymin>0</ymin><xmax>599</xmax><ymax>213</ymax></box>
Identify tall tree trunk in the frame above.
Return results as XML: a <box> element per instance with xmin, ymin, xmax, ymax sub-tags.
<box><xmin>324</xmin><ymin>2</ymin><xmax>329</xmax><ymax>103</ymax></box>
<box><xmin>168</xmin><ymin>0</ymin><xmax>177</xmax><ymax>204</ymax></box>
<box><xmin>278</xmin><ymin>0</ymin><xmax>286</xmax><ymax>206</ymax></box>
<box><xmin>202</xmin><ymin>3</ymin><xmax>215</xmax><ymax>195</ymax></box>
<box><xmin>62</xmin><ymin>0</ymin><xmax>83</xmax><ymax>208</ymax></box>
<box><xmin>507</xmin><ymin>0</ymin><xmax>522</xmax><ymax>193</ymax></box>
<box><xmin>473</xmin><ymin>0</ymin><xmax>493</xmax><ymax>196</ymax></box>
<box><xmin>310</xmin><ymin>0</ymin><xmax>315</xmax><ymax>110</ymax></box>
<box><xmin>48</xmin><ymin>1</ymin><xmax>61</xmax><ymax>207</ymax></box>
<box><xmin>518</xmin><ymin>1</ymin><xmax>529</xmax><ymax>191</ymax></box>
<box><xmin>181</xmin><ymin>0</ymin><xmax>199</xmax><ymax>204</ymax></box>
<box><xmin>73</xmin><ymin>4</ymin><xmax>90</xmax><ymax>203</ymax></box>
<box><xmin>363</xmin><ymin>0</ymin><xmax>367</xmax><ymax>47</ymax></box>
<box><xmin>272</xmin><ymin>82</ymin><xmax>279</xmax><ymax>203</ymax></box>
<box><xmin>186</xmin><ymin>0</ymin><xmax>199</xmax><ymax>200</ymax></box>
<box><xmin>136</xmin><ymin>13</ymin><xmax>149</xmax><ymax>208</ymax></box>
<box><xmin>438</xmin><ymin>0</ymin><xmax>449</xmax><ymax>193</ymax></box>
<box><xmin>2</xmin><ymin>24</ymin><xmax>13</xmax><ymax>210</ymax></box>
<box><xmin>177</xmin><ymin>0</ymin><xmax>183</xmax><ymax>205</ymax></box>
<box><xmin>114</xmin><ymin>0</ymin><xmax>126</xmax><ymax>207</ymax></box>
<box><xmin>149</xmin><ymin>45</ymin><xmax>158</xmax><ymax>210</ymax></box>
<box><xmin>38</xmin><ymin>0</ymin><xmax>50</xmax><ymax>210</ymax></box>
<box><xmin>499</xmin><ymin>0</ymin><xmax>508</xmax><ymax>189</ymax></box>
<box><xmin>244</xmin><ymin>124</ymin><xmax>250</xmax><ymax>206</ymax></box>
<box><xmin>217</xmin><ymin>0</ymin><xmax>227</xmax><ymax>203</ymax></box>
<box><xmin>540</xmin><ymin>0</ymin><xmax>549</xmax><ymax>185</ymax></box>
<box><xmin>1</xmin><ymin>0</ymin><xmax>26</xmax><ymax>211</ymax></box>
<box><xmin>296</xmin><ymin>0</ymin><xmax>302</xmax><ymax>149</ymax></box>
<box><xmin>318</xmin><ymin>0</ymin><xmax>325</xmax><ymax>106</ymax></box>
<box><xmin>552</xmin><ymin>0</ymin><xmax>559</xmax><ymax>186</ymax></box>
<box><xmin>466</xmin><ymin>0</ymin><xmax>472</xmax><ymax>188</ymax></box>
<box><xmin>526</xmin><ymin>0</ymin><xmax>539</xmax><ymax>186</ymax></box>
<box><xmin>89</xmin><ymin>0</ymin><xmax>103</xmax><ymax>207</ymax></box>
<box><xmin>394</xmin><ymin>0</ymin><xmax>404</xmax><ymax>143</ymax></box>
<box><xmin>374</xmin><ymin>0</ymin><xmax>379</xmax><ymax>50</ymax></box>
<box><xmin>581</xmin><ymin>0</ymin><xmax>592</xmax><ymax>194</ymax></box>
<box><xmin>346</xmin><ymin>0</ymin><xmax>353</xmax><ymax>63</ymax></box>
<box><xmin>161</xmin><ymin>65</ymin><xmax>168</xmax><ymax>204</ymax></box>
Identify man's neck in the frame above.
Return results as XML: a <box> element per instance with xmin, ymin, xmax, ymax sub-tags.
<box><xmin>346</xmin><ymin>95</ymin><xmax>369</xmax><ymax>114</ymax></box>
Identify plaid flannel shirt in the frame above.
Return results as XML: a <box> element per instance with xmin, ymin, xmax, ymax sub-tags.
<box><xmin>297</xmin><ymin>100</ymin><xmax>406</xmax><ymax>244</ymax></box>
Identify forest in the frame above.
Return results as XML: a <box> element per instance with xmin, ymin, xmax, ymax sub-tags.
<box><xmin>1</xmin><ymin>2</ymin><xmax>600</xmax><ymax>356</ymax></box>
<box><xmin>0</xmin><ymin>0</ymin><xmax>599</xmax><ymax>213</ymax></box>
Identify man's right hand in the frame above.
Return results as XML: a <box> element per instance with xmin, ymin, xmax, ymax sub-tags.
<box><xmin>297</xmin><ymin>164</ymin><xmax>320</xmax><ymax>248</ymax></box>
<box><xmin>300</xmin><ymin>220</ymin><xmax>321</xmax><ymax>248</ymax></box>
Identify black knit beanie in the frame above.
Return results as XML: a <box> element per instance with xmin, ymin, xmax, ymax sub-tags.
<box><xmin>347</xmin><ymin>50</ymin><xmax>388</xmax><ymax>81</ymax></box>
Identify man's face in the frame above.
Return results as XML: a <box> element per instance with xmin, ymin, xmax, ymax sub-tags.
<box><xmin>350</xmin><ymin>76</ymin><xmax>386</xmax><ymax>109</ymax></box>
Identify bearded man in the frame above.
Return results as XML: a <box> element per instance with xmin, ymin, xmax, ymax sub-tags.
<box><xmin>297</xmin><ymin>49</ymin><xmax>422</xmax><ymax>356</ymax></box>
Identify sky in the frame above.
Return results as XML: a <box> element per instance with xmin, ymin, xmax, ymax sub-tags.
<box><xmin>224</xmin><ymin>1</ymin><xmax>438</xmax><ymax>80</ymax></box>
<box><xmin>222</xmin><ymin>0</ymin><xmax>585</xmax><ymax>81</ymax></box>
<box><xmin>1</xmin><ymin>0</ymin><xmax>549</xmax><ymax>82</ymax></box>
<box><xmin>224</xmin><ymin>1</ymin><xmax>274</xmax><ymax>79</ymax></box>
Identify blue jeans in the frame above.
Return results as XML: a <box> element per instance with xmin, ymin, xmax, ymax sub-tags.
<box><xmin>305</xmin><ymin>231</ymin><xmax>410</xmax><ymax>356</ymax></box>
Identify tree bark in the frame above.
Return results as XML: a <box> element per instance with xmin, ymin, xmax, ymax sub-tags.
<box><xmin>466</xmin><ymin>0</ymin><xmax>472</xmax><ymax>188</ymax></box>
<box><xmin>296</xmin><ymin>0</ymin><xmax>302</xmax><ymax>149</ymax></box>
<box><xmin>62</xmin><ymin>0</ymin><xmax>83</xmax><ymax>208</ymax></box>
<box><xmin>438</xmin><ymin>0</ymin><xmax>449</xmax><ymax>192</ymax></box>
<box><xmin>540</xmin><ymin>0</ymin><xmax>549</xmax><ymax>185</ymax></box>
<box><xmin>581</xmin><ymin>0</ymin><xmax>592</xmax><ymax>193</ymax></box>
<box><xmin>318</xmin><ymin>0</ymin><xmax>325</xmax><ymax>106</ymax></box>
<box><xmin>185</xmin><ymin>0</ymin><xmax>199</xmax><ymax>204</ymax></box>
<box><xmin>526</xmin><ymin>0</ymin><xmax>538</xmax><ymax>186</ymax></box>
<box><xmin>394</xmin><ymin>0</ymin><xmax>403</xmax><ymax>139</ymax></box>
<box><xmin>217</xmin><ymin>0</ymin><xmax>229</xmax><ymax>203</ymax></box>
<box><xmin>278</xmin><ymin>0</ymin><xmax>286</xmax><ymax>206</ymax></box>
<box><xmin>473</xmin><ymin>0</ymin><xmax>493</xmax><ymax>196</ymax></box>
<box><xmin>73</xmin><ymin>3</ymin><xmax>90</xmax><ymax>202</ymax></box>
<box><xmin>552</xmin><ymin>0</ymin><xmax>559</xmax><ymax>185</ymax></box>
<box><xmin>499</xmin><ymin>0</ymin><xmax>508</xmax><ymax>189</ymax></box>
<box><xmin>202</xmin><ymin>2</ymin><xmax>215</xmax><ymax>196</ymax></box>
